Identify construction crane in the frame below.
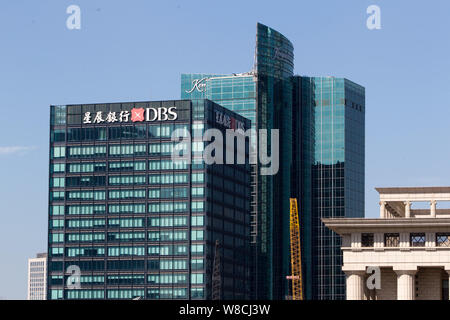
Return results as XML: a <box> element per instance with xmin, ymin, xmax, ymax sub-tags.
<box><xmin>287</xmin><ymin>198</ymin><xmax>303</xmax><ymax>300</ymax></box>
<box><xmin>212</xmin><ymin>240</ymin><xmax>222</xmax><ymax>300</ymax></box>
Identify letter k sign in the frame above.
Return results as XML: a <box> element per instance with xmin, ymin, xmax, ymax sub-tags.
<box><xmin>131</xmin><ymin>108</ymin><xmax>145</xmax><ymax>122</ymax></box>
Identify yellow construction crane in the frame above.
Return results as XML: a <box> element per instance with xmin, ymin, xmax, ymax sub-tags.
<box><xmin>288</xmin><ymin>198</ymin><xmax>303</xmax><ymax>300</ymax></box>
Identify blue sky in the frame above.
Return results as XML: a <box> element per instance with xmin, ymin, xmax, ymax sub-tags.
<box><xmin>1</xmin><ymin>0</ymin><xmax>450</xmax><ymax>299</ymax></box>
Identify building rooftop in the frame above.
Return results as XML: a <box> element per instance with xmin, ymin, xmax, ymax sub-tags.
<box><xmin>376</xmin><ymin>186</ymin><xmax>450</xmax><ymax>194</ymax></box>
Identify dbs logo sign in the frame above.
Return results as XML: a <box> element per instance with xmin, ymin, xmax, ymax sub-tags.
<box><xmin>131</xmin><ymin>107</ymin><xmax>178</xmax><ymax>122</ymax></box>
<box><xmin>83</xmin><ymin>107</ymin><xmax>178</xmax><ymax>124</ymax></box>
<box><xmin>144</xmin><ymin>107</ymin><xmax>178</xmax><ymax>121</ymax></box>
<box><xmin>131</xmin><ymin>108</ymin><xmax>145</xmax><ymax>122</ymax></box>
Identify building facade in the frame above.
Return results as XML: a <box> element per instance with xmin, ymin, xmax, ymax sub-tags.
<box><xmin>182</xmin><ymin>23</ymin><xmax>294</xmax><ymax>300</ymax></box>
<box><xmin>182</xmin><ymin>24</ymin><xmax>365</xmax><ymax>300</ymax></box>
<box><xmin>296</xmin><ymin>77</ymin><xmax>365</xmax><ymax>300</ymax></box>
<box><xmin>324</xmin><ymin>187</ymin><xmax>450</xmax><ymax>300</ymax></box>
<box><xmin>47</xmin><ymin>99</ymin><xmax>252</xmax><ymax>300</ymax></box>
<box><xmin>27</xmin><ymin>253</ymin><xmax>47</xmax><ymax>300</ymax></box>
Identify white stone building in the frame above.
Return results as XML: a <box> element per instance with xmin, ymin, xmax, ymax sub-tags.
<box><xmin>323</xmin><ymin>187</ymin><xmax>450</xmax><ymax>300</ymax></box>
<box><xmin>27</xmin><ymin>253</ymin><xmax>47</xmax><ymax>300</ymax></box>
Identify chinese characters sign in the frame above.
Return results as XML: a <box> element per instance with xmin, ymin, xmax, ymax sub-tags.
<box><xmin>215</xmin><ymin>110</ymin><xmax>245</xmax><ymax>130</ymax></box>
<box><xmin>83</xmin><ymin>107</ymin><xmax>178</xmax><ymax>124</ymax></box>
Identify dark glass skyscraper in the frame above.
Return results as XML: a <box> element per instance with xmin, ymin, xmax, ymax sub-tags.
<box><xmin>294</xmin><ymin>76</ymin><xmax>365</xmax><ymax>299</ymax></box>
<box><xmin>47</xmin><ymin>99</ymin><xmax>252</xmax><ymax>300</ymax></box>
<box><xmin>182</xmin><ymin>24</ymin><xmax>365</xmax><ymax>300</ymax></box>
<box><xmin>182</xmin><ymin>23</ymin><xmax>294</xmax><ymax>300</ymax></box>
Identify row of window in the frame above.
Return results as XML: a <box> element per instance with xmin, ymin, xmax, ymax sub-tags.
<box><xmin>361</xmin><ymin>233</ymin><xmax>450</xmax><ymax>248</ymax></box>
<box><xmin>54</xmin><ymin>230</ymin><xmax>204</xmax><ymax>243</ymax></box>
<box><xmin>50</xmin><ymin>173</ymin><xmax>205</xmax><ymax>188</ymax></box>
<box><xmin>52</xmin><ymin>124</ymin><xmax>193</xmax><ymax>143</ymax></box>
<box><xmin>50</xmin><ymin>287</ymin><xmax>205</xmax><ymax>300</ymax></box>
<box><xmin>53</xmin><ymin>230</ymin><xmax>203</xmax><ymax>243</ymax></box>
<box><xmin>50</xmin><ymin>201</ymin><xmax>205</xmax><ymax>215</ymax></box>
<box><xmin>48</xmin><ymin>259</ymin><xmax>207</xmax><ymax>273</ymax></box>
<box><xmin>52</xmin><ymin>143</ymin><xmax>204</xmax><ymax>159</ymax></box>
<box><xmin>52</xmin><ymin>160</ymin><xmax>205</xmax><ymax>174</ymax></box>
<box><xmin>51</xmin><ymin>216</ymin><xmax>204</xmax><ymax>229</ymax></box>
<box><xmin>51</xmin><ymin>244</ymin><xmax>205</xmax><ymax>258</ymax></box>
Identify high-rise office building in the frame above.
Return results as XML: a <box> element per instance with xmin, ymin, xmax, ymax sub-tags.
<box><xmin>182</xmin><ymin>23</ymin><xmax>294</xmax><ymax>300</ymax></box>
<box><xmin>294</xmin><ymin>76</ymin><xmax>365</xmax><ymax>300</ymax></box>
<box><xmin>182</xmin><ymin>24</ymin><xmax>365</xmax><ymax>300</ymax></box>
<box><xmin>27</xmin><ymin>253</ymin><xmax>47</xmax><ymax>300</ymax></box>
<box><xmin>47</xmin><ymin>99</ymin><xmax>252</xmax><ymax>300</ymax></box>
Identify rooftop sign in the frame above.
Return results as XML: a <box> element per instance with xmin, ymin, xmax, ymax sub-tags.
<box><xmin>83</xmin><ymin>107</ymin><xmax>178</xmax><ymax>124</ymax></box>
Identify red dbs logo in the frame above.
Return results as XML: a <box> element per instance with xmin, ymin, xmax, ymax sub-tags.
<box><xmin>131</xmin><ymin>108</ymin><xmax>145</xmax><ymax>122</ymax></box>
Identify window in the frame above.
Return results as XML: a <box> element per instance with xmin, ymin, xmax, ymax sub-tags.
<box><xmin>436</xmin><ymin>233</ymin><xmax>450</xmax><ymax>247</ymax></box>
<box><xmin>50</xmin><ymin>289</ymin><xmax>63</xmax><ymax>300</ymax></box>
<box><xmin>191</xmin><ymin>273</ymin><xmax>204</xmax><ymax>284</ymax></box>
<box><xmin>191</xmin><ymin>230</ymin><xmax>204</xmax><ymax>241</ymax></box>
<box><xmin>192</xmin><ymin>201</ymin><xmax>204</xmax><ymax>212</ymax></box>
<box><xmin>69</xmin><ymin>162</ymin><xmax>106</xmax><ymax>173</ymax></box>
<box><xmin>107</xmin><ymin>289</ymin><xmax>144</xmax><ymax>300</ymax></box>
<box><xmin>108</xmin><ymin>232</ymin><xmax>145</xmax><ymax>242</ymax></box>
<box><xmin>191</xmin><ymin>216</ymin><xmax>204</xmax><ymax>226</ymax></box>
<box><xmin>109</xmin><ymin>189</ymin><xmax>146</xmax><ymax>200</ymax></box>
<box><xmin>149</xmin><ymin>216</ymin><xmax>187</xmax><ymax>227</ymax></box>
<box><xmin>361</xmin><ymin>233</ymin><xmax>374</xmax><ymax>247</ymax></box>
<box><xmin>51</xmin><ymin>191</ymin><xmax>64</xmax><ymax>201</ymax></box>
<box><xmin>191</xmin><ymin>244</ymin><xmax>204</xmax><ymax>254</ymax></box>
<box><xmin>50</xmin><ymin>205</ymin><xmax>64</xmax><ymax>216</ymax></box>
<box><xmin>67</xmin><ymin>205</ymin><xmax>106</xmax><ymax>215</ymax></box>
<box><xmin>109</xmin><ymin>175</ymin><xmax>146</xmax><ymax>185</ymax></box>
<box><xmin>108</xmin><ymin>246</ymin><xmax>145</xmax><ymax>257</ymax></box>
<box><xmin>51</xmin><ymin>163</ymin><xmax>65</xmax><ymax>173</ymax></box>
<box><xmin>192</xmin><ymin>173</ymin><xmax>204</xmax><ymax>183</ymax></box>
<box><xmin>109</xmin><ymin>144</ymin><xmax>147</xmax><ymax>157</ymax></box>
<box><xmin>67</xmin><ymin>191</ymin><xmax>105</xmax><ymax>200</ymax></box>
<box><xmin>191</xmin><ymin>259</ymin><xmax>204</xmax><ymax>270</ymax></box>
<box><xmin>68</xmin><ymin>146</ymin><xmax>106</xmax><ymax>158</ymax></box>
<box><xmin>192</xmin><ymin>187</ymin><xmax>204</xmax><ymax>197</ymax></box>
<box><xmin>108</xmin><ymin>203</ymin><xmax>146</xmax><ymax>214</ymax></box>
<box><xmin>51</xmin><ymin>177</ymin><xmax>65</xmax><ymax>188</ymax></box>
<box><xmin>52</xmin><ymin>146</ymin><xmax>66</xmax><ymax>158</ymax></box>
<box><xmin>384</xmin><ymin>233</ymin><xmax>400</xmax><ymax>247</ymax></box>
<box><xmin>109</xmin><ymin>161</ymin><xmax>146</xmax><ymax>172</ymax></box>
<box><xmin>191</xmin><ymin>288</ymin><xmax>204</xmax><ymax>299</ymax></box>
<box><xmin>410</xmin><ymin>233</ymin><xmax>426</xmax><ymax>247</ymax></box>
<box><xmin>108</xmin><ymin>218</ymin><xmax>145</xmax><ymax>228</ymax></box>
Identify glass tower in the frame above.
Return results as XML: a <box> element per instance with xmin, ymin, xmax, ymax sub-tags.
<box><xmin>296</xmin><ymin>77</ymin><xmax>365</xmax><ymax>299</ymax></box>
<box><xmin>182</xmin><ymin>23</ymin><xmax>294</xmax><ymax>300</ymax></box>
<box><xmin>47</xmin><ymin>99</ymin><xmax>252</xmax><ymax>300</ymax></box>
<box><xmin>182</xmin><ymin>24</ymin><xmax>365</xmax><ymax>300</ymax></box>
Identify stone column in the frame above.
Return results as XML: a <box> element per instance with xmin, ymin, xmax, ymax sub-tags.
<box><xmin>345</xmin><ymin>271</ymin><xmax>365</xmax><ymax>300</ymax></box>
<box><xmin>404</xmin><ymin>201</ymin><xmax>411</xmax><ymax>218</ymax></box>
<box><xmin>395</xmin><ymin>270</ymin><xmax>417</xmax><ymax>300</ymax></box>
<box><xmin>379</xmin><ymin>201</ymin><xmax>386</xmax><ymax>219</ymax></box>
<box><xmin>430</xmin><ymin>200</ymin><xmax>437</xmax><ymax>218</ymax></box>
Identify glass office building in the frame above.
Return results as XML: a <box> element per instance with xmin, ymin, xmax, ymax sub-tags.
<box><xmin>294</xmin><ymin>77</ymin><xmax>365</xmax><ymax>299</ymax></box>
<box><xmin>181</xmin><ymin>23</ymin><xmax>294</xmax><ymax>300</ymax></box>
<box><xmin>182</xmin><ymin>23</ymin><xmax>365</xmax><ymax>300</ymax></box>
<box><xmin>47</xmin><ymin>99</ymin><xmax>252</xmax><ymax>300</ymax></box>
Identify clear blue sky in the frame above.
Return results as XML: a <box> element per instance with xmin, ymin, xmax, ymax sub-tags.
<box><xmin>1</xmin><ymin>0</ymin><xmax>449</xmax><ymax>299</ymax></box>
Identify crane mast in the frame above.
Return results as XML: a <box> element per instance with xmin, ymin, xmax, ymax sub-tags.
<box><xmin>289</xmin><ymin>198</ymin><xmax>303</xmax><ymax>300</ymax></box>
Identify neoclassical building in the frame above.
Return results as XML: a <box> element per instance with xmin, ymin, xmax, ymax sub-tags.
<box><xmin>323</xmin><ymin>187</ymin><xmax>450</xmax><ymax>300</ymax></box>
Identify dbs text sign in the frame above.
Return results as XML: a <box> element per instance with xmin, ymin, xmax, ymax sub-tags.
<box><xmin>83</xmin><ymin>107</ymin><xmax>178</xmax><ymax>124</ymax></box>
